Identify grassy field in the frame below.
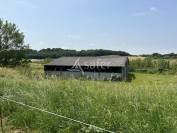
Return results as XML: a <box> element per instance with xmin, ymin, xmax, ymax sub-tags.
<box><xmin>0</xmin><ymin>63</ymin><xmax>177</xmax><ymax>133</ymax></box>
<box><xmin>128</xmin><ymin>56</ymin><xmax>145</xmax><ymax>61</ymax></box>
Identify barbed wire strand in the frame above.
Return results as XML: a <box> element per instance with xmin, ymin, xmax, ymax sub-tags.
<box><xmin>0</xmin><ymin>96</ymin><xmax>115</xmax><ymax>133</ymax></box>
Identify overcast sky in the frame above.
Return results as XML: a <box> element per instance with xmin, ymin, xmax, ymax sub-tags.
<box><xmin>0</xmin><ymin>0</ymin><xmax>177</xmax><ymax>54</ymax></box>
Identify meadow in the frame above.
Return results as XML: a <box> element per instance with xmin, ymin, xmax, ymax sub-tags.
<box><xmin>0</xmin><ymin>63</ymin><xmax>177</xmax><ymax>133</ymax></box>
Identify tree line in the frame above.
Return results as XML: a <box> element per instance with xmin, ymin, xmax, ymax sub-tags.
<box><xmin>141</xmin><ymin>53</ymin><xmax>177</xmax><ymax>59</ymax></box>
<box><xmin>24</xmin><ymin>48</ymin><xmax>131</xmax><ymax>59</ymax></box>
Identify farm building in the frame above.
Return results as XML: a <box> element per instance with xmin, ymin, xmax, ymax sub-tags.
<box><xmin>44</xmin><ymin>55</ymin><xmax>129</xmax><ymax>81</ymax></box>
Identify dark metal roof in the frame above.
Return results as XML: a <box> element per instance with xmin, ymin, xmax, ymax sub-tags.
<box><xmin>45</xmin><ymin>55</ymin><xmax>128</xmax><ymax>67</ymax></box>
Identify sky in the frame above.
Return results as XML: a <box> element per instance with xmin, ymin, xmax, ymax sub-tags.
<box><xmin>0</xmin><ymin>0</ymin><xmax>177</xmax><ymax>54</ymax></box>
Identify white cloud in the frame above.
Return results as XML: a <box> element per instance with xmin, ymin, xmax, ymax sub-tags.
<box><xmin>61</xmin><ymin>46</ymin><xmax>70</xmax><ymax>49</ymax></box>
<box><xmin>132</xmin><ymin>6</ymin><xmax>158</xmax><ymax>17</ymax></box>
<box><xmin>150</xmin><ymin>7</ymin><xmax>158</xmax><ymax>12</ymax></box>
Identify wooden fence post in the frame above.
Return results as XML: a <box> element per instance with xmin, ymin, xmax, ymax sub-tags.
<box><xmin>0</xmin><ymin>100</ymin><xmax>4</xmax><ymax>133</ymax></box>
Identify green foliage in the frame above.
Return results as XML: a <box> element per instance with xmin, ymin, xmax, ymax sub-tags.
<box><xmin>0</xmin><ymin>19</ymin><xmax>29</xmax><ymax>66</ymax></box>
<box><xmin>129</xmin><ymin>57</ymin><xmax>174</xmax><ymax>74</ymax></box>
<box><xmin>25</xmin><ymin>49</ymin><xmax>177</xmax><ymax>60</ymax></box>
<box><xmin>25</xmin><ymin>48</ymin><xmax>130</xmax><ymax>59</ymax></box>
<box><xmin>169</xmin><ymin>61</ymin><xmax>177</xmax><ymax>74</ymax></box>
<box><xmin>143</xmin><ymin>58</ymin><xmax>153</xmax><ymax>68</ymax></box>
<box><xmin>0</xmin><ymin>49</ymin><xmax>30</xmax><ymax>67</ymax></box>
<box><xmin>142</xmin><ymin>53</ymin><xmax>177</xmax><ymax>59</ymax></box>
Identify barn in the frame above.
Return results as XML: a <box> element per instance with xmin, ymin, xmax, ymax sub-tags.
<box><xmin>44</xmin><ymin>55</ymin><xmax>129</xmax><ymax>81</ymax></box>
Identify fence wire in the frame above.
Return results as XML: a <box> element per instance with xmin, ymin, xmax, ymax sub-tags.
<box><xmin>0</xmin><ymin>96</ymin><xmax>115</xmax><ymax>133</ymax></box>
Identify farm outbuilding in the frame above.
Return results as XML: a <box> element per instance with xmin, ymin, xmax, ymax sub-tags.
<box><xmin>44</xmin><ymin>55</ymin><xmax>129</xmax><ymax>81</ymax></box>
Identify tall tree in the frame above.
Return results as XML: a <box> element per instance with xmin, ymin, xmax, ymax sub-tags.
<box><xmin>0</xmin><ymin>19</ymin><xmax>28</xmax><ymax>66</ymax></box>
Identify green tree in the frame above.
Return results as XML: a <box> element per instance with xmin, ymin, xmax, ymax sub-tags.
<box><xmin>0</xmin><ymin>19</ymin><xmax>28</xmax><ymax>66</ymax></box>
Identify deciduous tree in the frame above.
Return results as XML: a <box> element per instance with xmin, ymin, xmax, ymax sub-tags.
<box><xmin>0</xmin><ymin>19</ymin><xmax>29</xmax><ymax>66</ymax></box>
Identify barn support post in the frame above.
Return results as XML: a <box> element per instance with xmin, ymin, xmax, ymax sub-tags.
<box><xmin>125</xmin><ymin>61</ymin><xmax>129</xmax><ymax>81</ymax></box>
<box><xmin>121</xmin><ymin>67</ymin><xmax>127</xmax><ymax>81</ymax></box>
<box><xmin>121</xmin><ymin>67</ymin><xmax>124</xmax><ymax>81</ymax></box>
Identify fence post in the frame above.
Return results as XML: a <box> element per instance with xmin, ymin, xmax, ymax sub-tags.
<box><xmin>0</xmin><ymin>100</ymin><xmax>4</xmax><ymax>133</ymax></box>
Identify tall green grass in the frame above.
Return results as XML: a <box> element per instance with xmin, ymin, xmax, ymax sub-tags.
<box><xmin>0</xmin><ymin>66</ymin><xmax>177</xmax><ymax>132</ymax></box>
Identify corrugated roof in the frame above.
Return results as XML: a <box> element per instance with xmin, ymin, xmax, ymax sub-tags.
<box><xmin>45</xmin><ymin>55</ymin><xmax>128</xmax><ymax>67</ymax></box>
